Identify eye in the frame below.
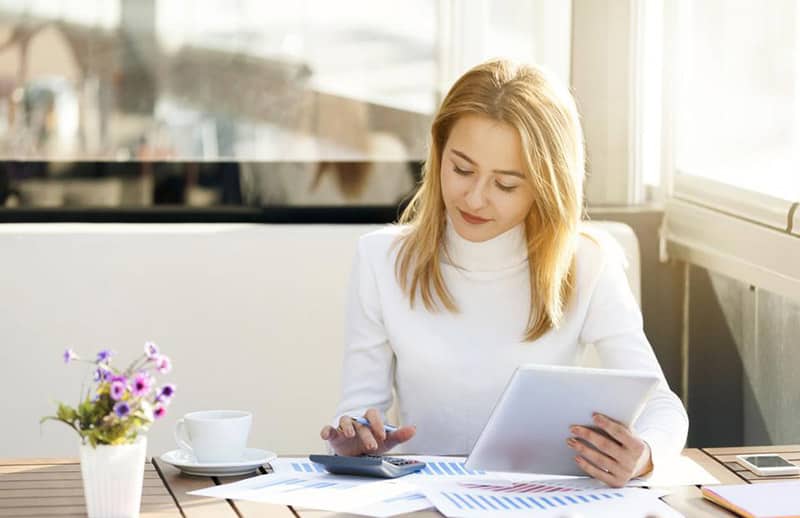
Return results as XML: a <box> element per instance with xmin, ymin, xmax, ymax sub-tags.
<box><xmin>453</xmin><ymin>165</ymin><xmax>473</xmax><ymax>176</ymax></box>
<box><xmin>495</xmin><ymin>182</ymin><xmax>518</xmax><ymax>193</ymax></box>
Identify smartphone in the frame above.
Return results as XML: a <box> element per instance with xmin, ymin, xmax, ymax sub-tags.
<box><xmin>736</xmin><ymin>454</ymin><xmax>800</xmax><ymax>476</ymax></box>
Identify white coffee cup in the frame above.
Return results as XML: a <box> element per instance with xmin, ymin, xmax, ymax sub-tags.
<box><xmin>174</xmin><ymin>410</ymin><xmax>252</xmax><ymax>463</ymax></box>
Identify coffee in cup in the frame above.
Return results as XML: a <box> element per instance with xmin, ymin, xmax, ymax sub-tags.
<box><xmin>174</xmin><ymin>410</ymin><xmax>252</xmax><ymax>463</ymax></box>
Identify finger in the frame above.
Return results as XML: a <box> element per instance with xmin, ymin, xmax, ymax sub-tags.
<box><xmin>567</xmin><ymin>436</ymin><xmax>619</xmax><ymax>475</ymax></box>
<box><xmin>570</xmin><ymin>425</ymin><xmax>625</xmax><ymax>462</ymax></box>
<box><xmin>383</xmin><ymin>425</ymin><xmax>417</xmax><ymax>450</ymax></box>
<box><xmin>356</xmin><ymin>422</ymin><xmax>378</xmax><ymax>451</ymax></box>
<box><xmin>574</xmin><ymin>456</ymin><xmax>624</xmax><ymax>488</ymax></box>
<box><xmin>592</xmin><ymin>413</ymin><xmax>636</xmax><ymax>448</ymax></box>
<box><xmin>338</xmin><ymin>415</ymin><xmax>356</xmax><ymax>439</ymax></box>
<box><xmin>320</xmin><ymin>425</ymin><xmax>339</xmax><ymax>441</ymax></box>
<box><xmin>364</xmin><ymin>408</ymin><xmax>387</xmax><ymax>441</ymax></box>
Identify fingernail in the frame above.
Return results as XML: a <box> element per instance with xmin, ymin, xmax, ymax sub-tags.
<box><xmin>593</xmin><ymin>415</ymin><xmax>603</xmax><ymax>424</ymax></box>
<box><xmin>570</xmin><ymin>426</ymin><xmax>579</xmax><ymax>434</ymax></box>
<box><xmin>566</xmin><ymin>438</ymin><xmax>575</xmax><ymax>447</ymax></box>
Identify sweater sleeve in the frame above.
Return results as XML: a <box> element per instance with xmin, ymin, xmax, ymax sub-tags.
<box><xmin>579</xmin><ymin>249</ymin><xmax>689</xmax><ymax>473</ymax></box>
<box><xmin>332</xmin><ymin>236</ymin><xmax>396</xmax><ymax>428</ymax></box>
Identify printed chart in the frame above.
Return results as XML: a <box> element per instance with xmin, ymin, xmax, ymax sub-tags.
<box><xmin>421</xmin><ymin>483</ymin><xmax>682</xmax><ymax>518</ymax></box>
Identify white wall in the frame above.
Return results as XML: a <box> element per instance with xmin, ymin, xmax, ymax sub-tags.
<box><xmin>2</xmin><ymin>224</ymin><xmax>377</xmax><ymax>459</ymax></box>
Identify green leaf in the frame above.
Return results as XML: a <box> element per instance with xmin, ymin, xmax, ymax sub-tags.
<box><xmin>56</xmin><ymin>403</ymin><xmax>77</xmax><ymax>423</ymax></box>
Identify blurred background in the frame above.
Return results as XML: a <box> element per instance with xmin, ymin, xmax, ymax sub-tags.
<box><xmin>2</xmin><ymin>0</ymin><xmax>800</xmax><ymax>456</ymax></box>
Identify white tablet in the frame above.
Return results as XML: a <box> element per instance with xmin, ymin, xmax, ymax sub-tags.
<box><xmin>464</xmin><ymin>364</ymin><xmax>660</xmax><ymax>476</ymax></box>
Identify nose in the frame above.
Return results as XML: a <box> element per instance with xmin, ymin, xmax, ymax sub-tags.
<box><xmin>464</xmin><ymin>178</ymin><xmax>489</xmax><ymax>210</ymax></box>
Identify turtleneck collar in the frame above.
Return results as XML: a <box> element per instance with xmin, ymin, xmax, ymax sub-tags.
<box><xmin>442</xmin><ymin>216</ymin><xmax>528</xmax><ymax>273</ymax></box>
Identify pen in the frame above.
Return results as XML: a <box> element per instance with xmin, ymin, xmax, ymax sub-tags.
<box><xmin>350</xmin><ymin>416</ymin><xmax>398</xmax><ymax>434</ymax></box>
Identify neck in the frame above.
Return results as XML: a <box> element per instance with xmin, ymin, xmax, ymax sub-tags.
<box><xmin>443</xmin><ymin>217</ymin><xmax>528</xmax><ymax>272</ymax></box>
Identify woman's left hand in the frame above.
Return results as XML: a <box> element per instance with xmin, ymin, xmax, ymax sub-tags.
<box><xmin>567</xmin><ymin>413</ymin><xmax>653</xmax><ymax>488</ymax></box>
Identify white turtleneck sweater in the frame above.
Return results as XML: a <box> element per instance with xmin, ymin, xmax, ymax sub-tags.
<box><xmin>334</xmin><ymin>222</ymin><xmax>688</xmax><ymax>471</ymax></box>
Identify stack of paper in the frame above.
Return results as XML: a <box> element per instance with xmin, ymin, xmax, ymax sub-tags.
<box><xmin>189</xmin><ymin>455</ymin><xmax>718</xmax><ymax>517</ymax></box>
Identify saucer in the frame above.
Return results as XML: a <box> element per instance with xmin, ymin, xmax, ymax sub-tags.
<box><xmin>160</xmin><ymin>448</ymin><xmax>276</xmax><ymax>477</ymax></box>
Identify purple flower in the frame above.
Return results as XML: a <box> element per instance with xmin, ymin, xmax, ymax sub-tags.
<box><xmin>154</xmin><ymin>404</ymin><xmax>167</xmax><ymax>419</ymax></box>
<box><xmin>156</xmin><ymin>384</ymin><xmax>176</xmax><ymax>402</ymax></box>
<box><xmin>154</xmin><ymin>355</ymin><xmax>172</xmax><ymax>374</ymax></box>
<box><xmin>110</xmin><ymin>380</ymin><xmax>126</xmax><ymax>401</ymax></box>
<box><xmin>96</xmin><ymin>349</ymin><xmax>113</xmax><ymax>363</ymax></box>
<box><xmin>113</xmin><ymin>401</ymin><xmax>130</xmax><ymax>418</ymax></box>
<box><xmin>144</xmin><ymin>341</ymin><xmax>160</xmax><ymax>359</ymax></box>
<box><xmin>63</xmin><ymin>349</ymin><xmax>78</xmax><ymax>364</ymax></box>
<box><xmin>131</xmin><ymin>372</ymin><xmax>152</xmax><ymax>397</ymax></box>
<box><xmin>93</xmin><ymin>364</ymin><xmax>111</xmax><ymax>382</ymax></box>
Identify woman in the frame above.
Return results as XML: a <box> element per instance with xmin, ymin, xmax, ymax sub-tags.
<box><xmin>319</xmin><ymin>59</ymin><xmax>688</xmax><ymax>487</ymax></box>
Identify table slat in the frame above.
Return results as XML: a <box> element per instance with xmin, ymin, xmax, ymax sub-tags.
<box><xmin>152</xmin><ymin>457</ymin><xmax>238</xmax><ymax>517</ymax></box>
<box><xmin>0</xmin><ymin>478</ymin><xmax>166</xmax><ymax>490</ymax></box>
<box><xmin>0</xmin><ymin>459</ymin><xmax>180</xmax><ymax>517</ymax></box>
<box><xmin>703</xmin><ymin>445</ymin><xmax>800</xmax><ymax>456</ymax></box>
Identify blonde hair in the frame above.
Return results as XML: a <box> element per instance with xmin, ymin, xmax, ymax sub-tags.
<box><xmin>395</xmin><ymin>59</ymin><xmax>585</xmax><ymax>341</ymax></box>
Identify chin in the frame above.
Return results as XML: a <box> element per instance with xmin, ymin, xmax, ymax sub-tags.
<box><xmin>453</xmin><ymin>222</ymin><xmax>497</xmax><ymax>243</ymax></box>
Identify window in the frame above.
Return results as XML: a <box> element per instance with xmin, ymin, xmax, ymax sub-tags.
<box><xmin>672</xmin><ymin>0</ymin><xmax>800</xmax><ymax>201</ymax></box>
<box><xmin>660</xmin><ymin>0</ymin><xmax>800</xmax><ymax>300</ymax></box>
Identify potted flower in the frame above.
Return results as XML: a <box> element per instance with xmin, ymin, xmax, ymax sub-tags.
<box><xmin>42</xmin><ymin>341</ymin><xmax>175</xmax><ymax>518</ymax></box>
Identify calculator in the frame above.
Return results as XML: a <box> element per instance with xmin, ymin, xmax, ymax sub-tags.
<box><xmin>308</xmin><ymin>454</ymin><xmax>426</xmax><ymax>479</ymax></box>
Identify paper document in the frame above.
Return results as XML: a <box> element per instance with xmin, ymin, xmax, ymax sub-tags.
<box><xmin>271</xmin><ymin>456</ymin><xmax>577</xmax><ymax>482</ymax></box>
<box><xmin>189</xmin><ymin>469</ymin><xmax>432</xmax><ymax>517</ymax></box>
<box><xmin>420</xmin><ymin>481</ymin><xmax>683</xmax><ymax>518</ymax></box>
<box><xmin>270</xmin><ymin>456</ymin><xmax>490</xmax><ymax>479</ymax></box>
<box><xmin>630</xmin><ymin>454</ymin><xmax>720</xmax><ymax>487</ymax></box>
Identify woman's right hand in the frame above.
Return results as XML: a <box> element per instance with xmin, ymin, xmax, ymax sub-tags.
<box><xmin>319</xmin><ymin>408</ymin><xmax>416</xmax><ymax>456</ymax></box>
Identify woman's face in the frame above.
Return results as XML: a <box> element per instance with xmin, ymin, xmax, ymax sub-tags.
<box><xmin>440</xmin><ymin>115</ymin><xmax>535</xmax><ymax>242</ymax></box>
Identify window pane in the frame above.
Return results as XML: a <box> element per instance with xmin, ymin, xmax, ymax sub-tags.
<box><xmin>674</xmin><ymin>0</ymin><xmax>800</xmax><ymax>200</ymax></box>
<box><xmin>0</xmin><ymin>0</ymin><xmax>435</xmax><ymax>163</ymax></box>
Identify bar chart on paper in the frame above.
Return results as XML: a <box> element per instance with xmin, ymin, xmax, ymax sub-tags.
<box><xmin>271</xmin><ymin>456</ymin><xmax>487</xmax><ymax>477</ymax></box>
<box><xmin>415</xmin><ymin>460</ymin><xmax>486</xmax><ymax>477</ymax></box>
<box><xmin>421</xmin><ymin>483</ymin><xmax>682</xmax><ymax>518</ymax></box>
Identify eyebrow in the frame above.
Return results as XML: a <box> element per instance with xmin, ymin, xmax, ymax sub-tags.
<box><xmin>451</xmin><ymin>149</ymin><xmax>525</xmax><ymax>179</ymax></box>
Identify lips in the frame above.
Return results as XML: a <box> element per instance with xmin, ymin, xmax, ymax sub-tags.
<box><xmin>459</xmin><ymin>209</ymin><xmax>491</xmax><ymax>224</ymax></box>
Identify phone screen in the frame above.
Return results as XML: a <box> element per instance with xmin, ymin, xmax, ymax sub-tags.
<box><xmin>744</xmin><ymin>455</ymin><xmax>795</xmax><ymax>468</ymax></box>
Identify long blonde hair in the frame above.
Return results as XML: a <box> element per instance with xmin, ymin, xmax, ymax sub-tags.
<box><xmin>395</xmin><ymin>59</ymin><xmax>585</xmax><ymax>341</ymax></box>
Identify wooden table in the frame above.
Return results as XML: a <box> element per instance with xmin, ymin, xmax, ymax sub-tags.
<box><xmin>2</xmin><ymin>446</ymin><xmax>798</xmax><ymax>517</ymax></box>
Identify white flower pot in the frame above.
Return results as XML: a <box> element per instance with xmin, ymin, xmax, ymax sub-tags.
<box><xmin>79</xmin><ymin>436</ymin><xmax>147</xmax><ymax>518</ymax></box>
